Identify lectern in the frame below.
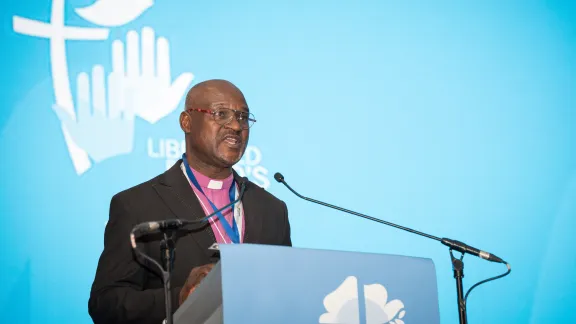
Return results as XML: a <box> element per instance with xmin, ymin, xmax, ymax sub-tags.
<box><xmin>173</xmin><ymin>244</ymin><xmax>440</xmax><ymax>324</ymax></box>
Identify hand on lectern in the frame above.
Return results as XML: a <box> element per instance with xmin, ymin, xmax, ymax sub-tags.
<box><xmin>179</xmin><ymin>263</ymin><xmax>215</xmax><ymax>305</ymax></box>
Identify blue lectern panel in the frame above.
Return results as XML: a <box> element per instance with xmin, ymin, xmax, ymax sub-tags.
<box><xmin>219</xmin><ymin>244</ymin><xmax>440</xmax><ymax>324</ymax></box>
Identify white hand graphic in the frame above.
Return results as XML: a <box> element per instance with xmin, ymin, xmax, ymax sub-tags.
<box><xmin>112</xmin><ymin>26</ymin><xmax>194</xmax><ymax>124</ymax></box>
<box><xmin>52</xmin><ymin>65</ymin><xmax>135</xmax><ymax>163</ymax></box>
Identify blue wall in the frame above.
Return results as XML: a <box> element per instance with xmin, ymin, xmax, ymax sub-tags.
<box><xmin>1</xmin><ymin>0</ymin><xmax>575</xmax><ymax>323</ymax></box>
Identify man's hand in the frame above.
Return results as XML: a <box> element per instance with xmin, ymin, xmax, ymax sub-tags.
<box><xmin>179</xmin><ymin>263</ymin><xmax>215</xmax><ymax>306</ymax></box>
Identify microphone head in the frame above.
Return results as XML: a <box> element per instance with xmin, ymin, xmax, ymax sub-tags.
<box><xmin>274</xmin><ymin>172</ymin><xmax>284</xmax><ymax>183</ymax></box>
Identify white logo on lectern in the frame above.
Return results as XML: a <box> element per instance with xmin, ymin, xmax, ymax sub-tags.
<box><xmin>319</xmin><ymin>276</ymin><xmax>406</xmax><ymax>324</ymax></box>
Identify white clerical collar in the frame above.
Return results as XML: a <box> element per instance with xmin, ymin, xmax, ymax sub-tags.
<box><xmin>207</xmin><ymin>180</ymin><xmax>223</xmax><ymax>190</ymax></box>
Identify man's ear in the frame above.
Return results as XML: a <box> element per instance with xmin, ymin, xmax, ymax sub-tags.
<box><xmin>180</xmin><ymin>111</ymin><xmax>191</xmax><ymax>133</ymax></box>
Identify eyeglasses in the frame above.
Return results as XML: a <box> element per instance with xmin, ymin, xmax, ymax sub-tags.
<box><xmin>187</xmin><ymin>107</ymin><xmax>256</xmax><ymax>129</ymax></box>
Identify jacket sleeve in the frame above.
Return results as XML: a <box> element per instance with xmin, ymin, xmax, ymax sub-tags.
<box><xmin>88</xmin><ymin>194</ymin><xmax>182</xmax><ymax>324</ymax></box>
<box><xmin>281</xmin><ymin>200</ymin><xmax>292</xmax><ymax>247</ymax></box>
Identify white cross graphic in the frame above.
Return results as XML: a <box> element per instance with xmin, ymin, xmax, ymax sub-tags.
<box><xmin>13</xmin><ymin>0</ymin><xmax>109</xmax><ymax>175</ymax></box>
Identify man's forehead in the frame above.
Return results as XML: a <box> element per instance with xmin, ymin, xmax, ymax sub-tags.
<box><xmin>204</xmin><ymin>86</ymin><xmax>244</xmax><ymax>99</ymax></box>
<box><xmin>185</xmin><ymin>79</ymin><xmax>248</xmax><ymax>109</ymax></box>
<box><xmin>210</xmin><ymin>101</ymin><xmax>249</xmax><ymax>111</ymax></box>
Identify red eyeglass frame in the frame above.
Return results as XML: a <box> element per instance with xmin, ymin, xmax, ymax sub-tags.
<box><xmin>186</xmin><ymin>107</ymin><xmax>257</xmax><ymax>127</ymax></box>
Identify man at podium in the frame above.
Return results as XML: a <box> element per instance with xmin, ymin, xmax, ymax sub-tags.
<box><xmin>88</xmin><ymin>79</ymin><xmax>292</xmax><ymax>324</ymax></box>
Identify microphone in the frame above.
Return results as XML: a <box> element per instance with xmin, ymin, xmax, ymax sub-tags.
<box><xmin>131</xmin><ymin>219</ymin><xmax>185</xmax><ymax>236</ymax></box>
<box><xmin>273</xmin><ymin>172</ymin><xmax>505</xmax><ymax>264</ymax></box>
<box><xmin>440</xmin><ymin>238</ymin><xmax>504</xmax><ymax>263</ymax></box>
<box><xmin>130</xmin><ymin>177</ymin><xmax>249</xmax><ymax>248</ymax></box>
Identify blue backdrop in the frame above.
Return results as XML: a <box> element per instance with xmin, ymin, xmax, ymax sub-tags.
<box><xmin>1</xmin><ymin>0</ymin><xmax>575</xmax><ymax>323</ymax></box>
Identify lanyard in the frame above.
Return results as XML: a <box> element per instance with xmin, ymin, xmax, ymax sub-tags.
<box><xmin>182</xmin><ymin>154</ymin><xmax>240</xmax><ymax>244</ymax></box>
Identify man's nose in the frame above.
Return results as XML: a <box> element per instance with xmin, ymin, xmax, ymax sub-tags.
<box><xmin>226</xmin><ymin>116</ymin><xmax>243</xmax><ymax>131</ymax></box>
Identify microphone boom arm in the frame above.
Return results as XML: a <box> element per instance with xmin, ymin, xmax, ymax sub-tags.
<box><xmin>273</xmin><ymin>172</ymin><xmax>511</xmax><ymax>324</ymax></box>
<box><xmin>278</xmin><ymin>176</ymin><xmax>442</xmax><ymax>242</ymax></box>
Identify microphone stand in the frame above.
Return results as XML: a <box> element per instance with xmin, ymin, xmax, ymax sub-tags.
<box><xmin>160</xmin><ymin>231</ymin><xmax>176</xmax><ymax>324</ymax></box>
<box><xmin>274</xmin><ymin>173</ymin><xmax>510</xmax><ymax>324</ymax></box>
<box><xmin>451</xmin><ymin>249</ymin><xmax>467</xmax><ymax>323</ymax></box>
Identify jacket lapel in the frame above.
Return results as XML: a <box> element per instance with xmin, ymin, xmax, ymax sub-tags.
<box><xmin>152</xmin><ymin>161</ymin><xmax>264</xmax><ymax>251</ymax></box>
<box><xmin>153</xmin><ymin>160</ymin><xmax>217</xmax><ymax>260</ymax></box>
<box><xmin>234</xmin><ymin>172</ymin><xmax>263</xmax><ymax>243</ymax></box>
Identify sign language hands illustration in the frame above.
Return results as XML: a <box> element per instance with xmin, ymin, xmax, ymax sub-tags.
<box><xmin>113</xmin><ymin>27</ymin><xmax>194</xmax><ymax>124</ymax></box>
<box><xmin>52</xmin><ymin>66</ymin><xmax>135</xmax><ymax>163</ymax></box>
<box><xmin>60</xmin><ymin>25</ymin><xmax>194</xmax><ymax>167</ymax></box>
<box><xmin>12</xmin><ymin>0</ymin><xmax>270</xmax><ymax>189</ymax></box>
<box><xmin>12</xmin><ymin>0</ymin><xmax>193</xmax><ymax>175</ymax></box>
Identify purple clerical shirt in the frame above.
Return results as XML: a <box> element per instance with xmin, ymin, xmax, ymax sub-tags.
<box><xmin>181</xmin><ymin>164</ymin><xmax>244</xmax><ymax>244</ymax></box>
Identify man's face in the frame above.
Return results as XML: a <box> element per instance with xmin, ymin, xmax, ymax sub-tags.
<box><xmin>183</xmin><ymin>89</ymin><xmax>250</xmax><ymax>168</ymax></box>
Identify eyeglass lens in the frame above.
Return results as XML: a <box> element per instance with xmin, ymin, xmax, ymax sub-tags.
<box><xmin>214</xmin><ymin>108</ymin><xmax>255</xmax><ymax>129</ymax></box>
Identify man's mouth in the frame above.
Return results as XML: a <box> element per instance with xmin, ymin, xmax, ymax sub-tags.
<box><xmin>222</xmin><ymin>134</ymin><xmax>242</xmax><ymax>148</ymax></box>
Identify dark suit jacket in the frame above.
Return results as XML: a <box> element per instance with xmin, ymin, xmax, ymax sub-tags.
<box><xmin>88</xmin><ymin>160</ymin><xmax>292</xmax><ymax>324</ymax></box>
